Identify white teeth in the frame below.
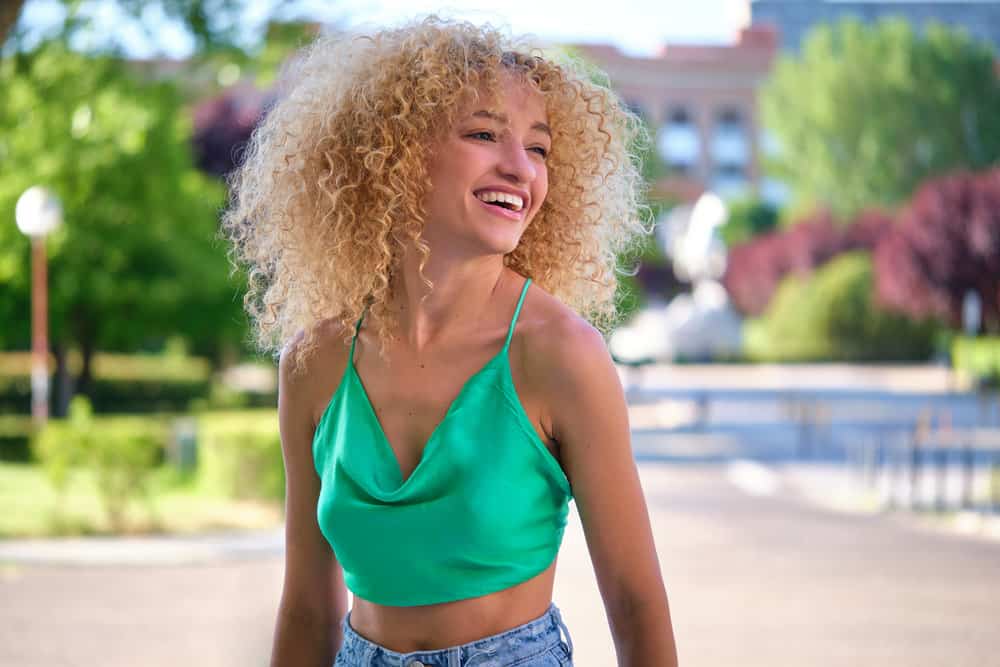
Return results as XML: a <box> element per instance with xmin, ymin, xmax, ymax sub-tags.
<box><xmin>475</xmin><ymin>190</ymin><xmax>524</xmax><ymax>211</ymax></box>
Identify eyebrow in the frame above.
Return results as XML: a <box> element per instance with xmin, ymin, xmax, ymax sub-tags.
<box><xmin>470</xmin><ymin>110</ymin><xmax>551</xmax><ymax>138</ymax></box>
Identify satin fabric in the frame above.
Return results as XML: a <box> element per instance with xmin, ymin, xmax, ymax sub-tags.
<box><xmin>313</xmin><ymin>277</ymin><xmax>574</xmax><ymax>606</ymax></box>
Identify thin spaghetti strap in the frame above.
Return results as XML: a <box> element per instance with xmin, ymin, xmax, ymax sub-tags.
<box><xmin>503</xmin><ymin>277</ymin><xmax>532</xmax><ymax>350</ymax></box>
<box><xmin>348</xmin><ymin>308</ymin><xmax>365</xmax><ymax>366</ymax></box>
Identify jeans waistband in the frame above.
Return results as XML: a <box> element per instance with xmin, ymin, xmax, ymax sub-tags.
<box><xmin>338</xmin><ymin>602</ymin><xmax>573</xmax><ymax>666</ymax></box>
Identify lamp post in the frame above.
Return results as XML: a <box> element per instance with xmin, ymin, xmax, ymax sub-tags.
<box><xmin>962</xmin><ymin>289</ymin><xmax>981</xmax><ymax>337</ymax></box>
<box><xmin>15</xmin><ymin>186</ymin><xmax>63</xmax><ymax>424</ymax></box>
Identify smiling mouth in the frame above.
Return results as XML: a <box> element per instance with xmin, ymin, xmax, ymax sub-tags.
<box><xmin>484</xmin><ymin>200</ymin><xmax>518</xmax><ymax>211</ymax></box>
<box><xmin>474</xmin><ymin>196</ymin><xmax>525</xmax><ymax>221</ymax></box>
<box><xmin>474</xmin><ymin>190</ymin><xmax>526</xmax><ymax>212</ymax></box>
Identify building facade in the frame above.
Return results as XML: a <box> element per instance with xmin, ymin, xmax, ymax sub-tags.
<box><xmin>577</xmin><ymin>1</ymin><xmax>999</xmax><ymax>206</ymax></box>
<box><xmin>574</xmin><ymin>26</ymin><xmax>782</xmax><ymax>204</ymax></box>
<box><xmin>748</xmin><ymin>0</ymin><xmax>1000</xmax><ymax>53</ymax></box>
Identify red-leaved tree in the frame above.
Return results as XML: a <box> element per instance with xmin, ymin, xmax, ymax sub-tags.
<box><xmin>192</xmin><ymin>85</ymin><xmax>272</xmax><ymax>178</ymax></box>
<box><xmin>724</xmin><ymin>208</ymin><xmax>894</xmax><ymax>316</ymax></box>
<box><xmin>875</xmin><ymin>169</ymin><xmax>1000</xmax><ymax>333</ymax></box>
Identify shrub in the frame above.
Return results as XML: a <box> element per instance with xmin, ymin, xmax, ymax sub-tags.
<box><xmin>719</xmin><ymin>197</ymin><xmax>779</xmax><ymax>248</ymax></box>
<box><xmin>745</xmin><ymin>252</ymin><xmax>938</xmax><ymax>361</ymax></box>
<box><xmin>0</xmin><ymin>350</ymin><xmax>214</xmax><ymax>417</ymax></box>
<box><xmin>875</xmin><ymin>168</ymin><xmax>1000</xmax><ymax>333</ymax></box>
<box><xmin>952</xmin><ymin>336</ymin><xmax>1000</xmax><ymax>387</ymax></box>
<box><xmin>724</xmin><ymin>208</ymin><xmax>894</xmax><ymax>317</ymax></box>
<box><xmin>32</xmin><ymin>396</ymin><xmax>167</xmax><ymax>532</ymax></box>
<box><xmin>195</xmin><ymin>410</ymin><xmax>284</xmax><ymax>502</ymax></box>
<box><xmin>0</xmin><ymin>415</ymin><xmax>34</xmax><ymax>462</ymax></box>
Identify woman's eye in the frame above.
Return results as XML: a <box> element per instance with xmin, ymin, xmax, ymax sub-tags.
<box><xmin>468</xmin><ymin>131</ymin><xmax>547</xmax><ymax>159</ymax></box>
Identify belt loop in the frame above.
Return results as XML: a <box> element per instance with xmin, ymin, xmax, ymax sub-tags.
<box><xmin>551</xmin><ymin>603</ymin><xmax>574</xmax><ymax>657</ymax></box>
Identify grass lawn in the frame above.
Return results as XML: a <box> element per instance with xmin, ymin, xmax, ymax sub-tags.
<box><xmin>0</xmin><ymin>462</ymin><xmax>283</xmax><ymax>538</ymax></box>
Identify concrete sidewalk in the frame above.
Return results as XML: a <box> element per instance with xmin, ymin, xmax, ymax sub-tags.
<box><xmin>0</xmin><ymin>527</ymin><xmax>284</xmax><ymax>566</ymax></box>
<box><xmin>727</xmin><ymin>458</ymin><xmax>1000</xmax><ymax>543</ymax></box>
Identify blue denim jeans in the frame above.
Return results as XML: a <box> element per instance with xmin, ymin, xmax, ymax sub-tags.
<box><xmin>333</xmin><ymin>602</ymin><xmax>574</xmax><ymax>666</ymax></box>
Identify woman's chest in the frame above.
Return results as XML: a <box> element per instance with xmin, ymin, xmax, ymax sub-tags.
<box><xmin>356</xmin><ymin>350</ymin><xmax>556</xmax><ymax>481</ymax></box>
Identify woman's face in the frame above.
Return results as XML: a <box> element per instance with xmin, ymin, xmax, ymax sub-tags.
<box><xmin>421</xmin><ymin>74</ymin><xmax>551</xmax><ymax>258</ymax></box>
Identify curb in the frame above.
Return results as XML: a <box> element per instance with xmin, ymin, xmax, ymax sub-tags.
<box><xmin>0</xmin><ymin>527</ymin><xmax>285</xmax><ymax>567</ymax></box>
<box><xmin>726</xmin><ymin>459</ymin><xmax>1000</xmax><ymax>543</ymax></box>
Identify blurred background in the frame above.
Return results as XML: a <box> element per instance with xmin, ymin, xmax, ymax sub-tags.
<box><xmin>1</xmin><ymin>1</ymin><xmax>999</xmax><ymax>666</ymax></box>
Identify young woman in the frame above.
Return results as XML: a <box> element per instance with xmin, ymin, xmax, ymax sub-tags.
<box><xmin>222</xmin><ymin>16</ymin><xmax>678</xmax><ymax>667</ymax></box>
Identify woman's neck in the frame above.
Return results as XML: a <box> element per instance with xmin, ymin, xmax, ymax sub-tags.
<box><xmin>386</xmin><ymin>247</ymin><xmax>509</xmax><ymax>351</ymax></box>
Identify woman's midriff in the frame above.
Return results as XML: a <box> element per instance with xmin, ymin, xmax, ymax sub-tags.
<box><xmin>345</xmin><ymin>557</ymin><xmax>558</xmax><ymax>652</ymax></box>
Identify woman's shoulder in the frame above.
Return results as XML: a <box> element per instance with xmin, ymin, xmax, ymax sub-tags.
<box><xmin>281</xmin><ymin>317</ymin><xmax>353</xmax><ymax>374</ymax></box>
<box><xmin>280</xmin><ymin>317</ymin><xmax>354</xmax><ymax>428</ymax></box>
<box><xmin>517</xmin><ymin>281</ymin><xmax>612</xmax><ymax>388</ymax></box>
<box><xmin>516</xmin><ymin>283</ymin><xmax>624</xmax><ymax>443</ymax></box>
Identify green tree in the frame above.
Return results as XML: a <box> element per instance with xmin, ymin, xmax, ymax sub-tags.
<box><xmin>720</xmin><ymin>197</ymin><xmax>779</xmax><ymax>247</ymax></box>
<box><xmin>0</xmin><ymin>41</ymin><xmax>245</xmax><ymax>411</ymax></box>
<box><xmin>761</xmin><ymin>18</ymin><xmax>1000</xmax><ymax>219</ymax></box>
<box><xmin>2</xmin><ymin>2</ymin><xmax>327</xmax><ymax>101</ymax></box>
<box><xmin>2</xmin><ymin>0</ymin><xmax>250</xmax><ymax>57</ymax></box>
<box><xmin>745</xmin><ymin>252</ymin><xmax>937</xmax><ymax>362</ymax></box>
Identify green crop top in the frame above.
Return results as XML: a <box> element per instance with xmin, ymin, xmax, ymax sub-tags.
<box><xmin>312</xmin><ymin>277</ymin><xmax>574</xmax><ymax>606</ymax></box>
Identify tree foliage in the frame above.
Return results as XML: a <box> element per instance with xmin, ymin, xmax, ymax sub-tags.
<box><xmin>719</xmin><ymin>197</ymin><xmax>779</xmax><ymax>248</ymax></box>
<box><xmin>875</xmin><ymin>168</ymin><xmax>1000</xmax><ymax>333</ymax></box>
<box><xmin>190</xmin><ymin>21</ymin><xmax>320</xmax><ymax>177</ymax></box>
<box><xmin>745</xmin><ymin>252</ymin><xmax>937</xmax><ymax>362</ymax></box>
<box><xmin>2</xmin><ymin>0</ymin><xmax>250</xmax><ymax>58</ymax></box>
<box><xmin>0</xmin><ymin>41</ymin><xmax>245</xmax><ymax>389</ymax></box>
<box><xmin>192</xmin><ymin>87</ymin><xmax>268</xmax><ymax>177</ymax></box>
<box><xmin>723</xmin><ymin>208</ymin><xmax>893</xmax><ymax>316</ymax></box>
<box><xmin>761</xmin><ymin>17</ymin><xmax>1000</xmax><ymax>218</ymax></box>
<box><xmin>3</xmin><ymin>2</ymin><xmax>320</xmax><ymax>103</ymax></box>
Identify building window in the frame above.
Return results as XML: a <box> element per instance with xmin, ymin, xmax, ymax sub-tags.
<box><xmin>757</xmin><ymin>128</ymin><xmax>788</xmax><ymax>205</ymax></box>
<box><xmin>760</xmin><ymin>128</ymin><xmax>782</xmax><ymax>158</ymax></box>
<box><xmin>657</xmin><ymin>106</ymin><xmax>699</xmax><ymax>175</ymax></box>
<box><xmin>711</xmin><ymin>107</ymin><xmax>748</xmax><ymax>167</ymax></box>
<box><xmin>711</xmin><ymin>164</ymin><xmax>750</xmax><ymax>199</ymax></box>
<box><xmin>760</xmin><ymin>177</ymin><xmax>790</xmax><ymax>207</ymax></box>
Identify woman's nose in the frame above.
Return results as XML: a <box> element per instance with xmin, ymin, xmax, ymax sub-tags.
<box><xmin>496</xmin><ymin>139</ymin><xmax>537</xmax><ymax>184</ymax></box>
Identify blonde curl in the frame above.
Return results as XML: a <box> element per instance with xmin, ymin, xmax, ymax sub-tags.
<box><xmin>220</xmin><ymin>16</ymin><xmax>650</xmax><ymax>375</ymax></box>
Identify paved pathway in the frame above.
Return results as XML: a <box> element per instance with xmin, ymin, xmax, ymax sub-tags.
<box><xmin>558</xmin><ymin>464</ymin><xmax>1000</xmax><ymax>666</ymax></box>
<box><xmin>3</xmin><ymin>462</ymin><xmax>999</xmax><ymax>666</ymax></box>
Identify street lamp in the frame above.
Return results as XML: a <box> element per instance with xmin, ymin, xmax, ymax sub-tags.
<box><xmin>15</xmin><ymin>186</ymin><xmax>63</xmax><ymax>424</ymax></box>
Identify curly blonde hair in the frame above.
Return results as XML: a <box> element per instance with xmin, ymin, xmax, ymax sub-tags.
<box><xmin>221</xmin><ymin>16</ymin><xmax>649</xmax><ymax>374</ymax></box>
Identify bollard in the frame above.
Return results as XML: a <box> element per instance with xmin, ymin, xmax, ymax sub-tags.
<box><xmin>992</xmin><ymin>451</ymin><xmax>1000</xmax><ymax>514</ymax></box>
<box><xmin>910</xmin><ymin>437</ymin><xmax>922</xmax><ymax>511</ymax></box>
<box><xmin>961</xmin><ymin>443</ymin><xmax>976</xmax><ymax>510</ymax></box>
<box><xmin>897</xmin><ymin>437</ymin><xmax>911</xmax><ymax>511</ymax></box>
<box><xmin>863</xmin><ymin>436</ymin><xmax>878</xmax><ymax>490</ymax></box>
<box><xmin>695</xmin><ymin>392</ymin><xmax>710</xmax><ymax>432</ymax></box>
<box><xmin>911</xmin><ymin>410</ymin><xmax>931</xmax><ymax>511</ymax></box>
<box><xmin>169</xmin><ymin>417</ymin><xmax>198</xmax><ymax>473</ymax></box>
<box><xmin>797</xmin><ymin>399</ymin><xmax>814</xmax><ymax>459</ymax></box>
<box><xmin>875</xmin><ymin>432</ymin><xmax>889</xmax><ymax>504</ymax></box>
<box><xmin>886</xmin><ymin>439</ymin><xmax>900</xmax><ymax>511</ymax></box>
<box><xmin>815</xmin><ymin>403</ymin><xmax>830</xmax><ymax>458</ymax></box>
<box><xmin>934</xmin><ymin>443</ymin><xmax>947</xmax><ymax>513</ymax></box>
<box><xmin>861</xmin><ymin>437</ymin><xmax>873</xmax><ymax>488</ymax></box>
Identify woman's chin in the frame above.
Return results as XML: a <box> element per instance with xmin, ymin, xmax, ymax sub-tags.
<box><xmin>483</xmin><ymin>233</ymin><xmax>524</xmax><ymax>256</ymax></box>
<box><xmin>458</xmin><ymin>225</ymin><xmax>523</xmax><ymax>256</ymax></box>
<box><xmin>424</xmin><ymin>221</ymin><xmax>524</xmax><ymax>257</ymax></box>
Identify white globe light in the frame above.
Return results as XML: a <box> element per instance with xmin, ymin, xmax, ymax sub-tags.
<box><xmin>15</xmin><ymin>186</ymin><xmax>63</xmax><ymax>237</ymax></box>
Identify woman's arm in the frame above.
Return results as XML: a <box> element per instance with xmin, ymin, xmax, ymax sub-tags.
<box><xmin>271</xmin><ymin>335</ymin><xmax>349</xmax><ymax>667</ymax></box>
<box><xmin>529</xmin><ymin>315</ymin><xmax>679</xmax><ymax>667</ymax></box>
